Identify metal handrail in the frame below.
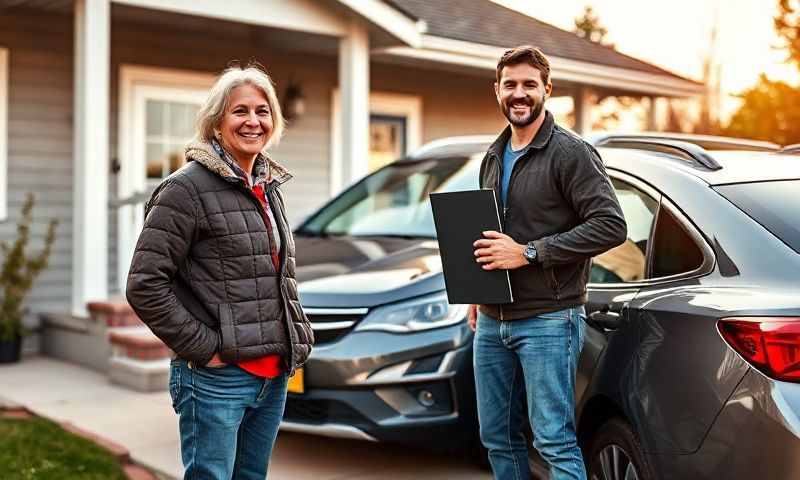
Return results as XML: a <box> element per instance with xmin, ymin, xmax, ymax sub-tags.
<box><xmin>593</xmin><ymin>135</ymin><xmax>723</xmax><ymax>171</ymax></box>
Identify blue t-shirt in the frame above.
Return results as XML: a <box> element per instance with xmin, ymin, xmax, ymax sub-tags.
<box><xmin>500</xmin><ymin>140</ymin><xmax>527</xmax><ymax>206</ymax></box>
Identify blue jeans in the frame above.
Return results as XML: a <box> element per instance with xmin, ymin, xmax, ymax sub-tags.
<box><xmin>169</xmin><ymin>359</ymin><xmax>288</xmax><ymax>480</ymax></box>
<box><xmin>474</xmin><ymin>307</ymin><xmax>587</xmax><ymax>480</ymax></box>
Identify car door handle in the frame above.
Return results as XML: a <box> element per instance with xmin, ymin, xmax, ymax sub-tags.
<box><xmin>588</xmin><ymin>309</ymin><xmax>622</xmax><ymax>330</ymax></box>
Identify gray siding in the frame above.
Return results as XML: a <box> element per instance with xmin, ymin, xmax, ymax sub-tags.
<box><xmin>372</xmin><ymin>63</ymin><xmax>506</xmax><ymax>142</ymax></box>
<box><xmin>1</xmin><ymin>10</ymin><xmax>507</xmax><ymax>309</ymax></box>
<box><xmin>0</xmin><ymin>12</ymin><xmax>73</xmax><ymax>314</ymax></box>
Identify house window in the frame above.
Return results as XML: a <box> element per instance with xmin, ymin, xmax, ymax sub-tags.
<box><xmin>331</xmin><ymin>90</ymin><xmax>422</xmax><ymax>193</ymax></box>
<box><xmin>0</xmin><ymin>48</ymin><xmax>8</xmax><ymax>221</ymax></box>
<box><xmin>369</xmin><ymin>114</ymin><xmax>406</xmax><ymax>171</ymax></box>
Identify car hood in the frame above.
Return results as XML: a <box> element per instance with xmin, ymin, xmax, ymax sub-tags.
<box><xmin>294</xmin><ymin>234</ymin><xmax>446</xmax><ymax>308</ymax></box>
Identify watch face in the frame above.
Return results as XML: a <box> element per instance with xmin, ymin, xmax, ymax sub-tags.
<box><xmin>525</xmin><ymin>244</ymin><xmax>537</xmax><ymax>261</ymax></box>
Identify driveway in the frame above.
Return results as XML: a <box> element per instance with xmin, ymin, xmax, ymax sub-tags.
<box><xmin>0</xmin><ymin>356</ymin><xmax>490</xmax><ymax>479</ymax></box>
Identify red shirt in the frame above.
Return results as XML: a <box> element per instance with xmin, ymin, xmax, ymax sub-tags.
<box><xmin>235</xmin><ymin>181</ymin><xmax>283</xmax><ymax>379</ymax></box>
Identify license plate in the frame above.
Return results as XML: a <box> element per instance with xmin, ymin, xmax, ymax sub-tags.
<box><xmin>287</xmin><ymin>367</ymin><xmax>305</xmax><ymax>394</ymax></box>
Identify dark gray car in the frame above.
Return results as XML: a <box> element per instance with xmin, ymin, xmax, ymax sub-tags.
<box><xmin>283</xmin><ymin>134</ymin><xmax>800</xmax><ymax>479</ymax></box>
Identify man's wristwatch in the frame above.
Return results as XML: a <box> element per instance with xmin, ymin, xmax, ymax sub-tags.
<box><xmin>523</xmin><ymin>241</ymin><xmax>538</xmax><ymax>264</ymax></box>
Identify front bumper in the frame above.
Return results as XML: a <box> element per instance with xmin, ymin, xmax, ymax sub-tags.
<box><xmin>281</xmin><ymin>322</ymin><xmax>479</xmax><ymax>451</ymax></box>
<box><xmin>647</xmin><ymin>368</ymin><xmax>800</xmax><ymax>478</ymax></box>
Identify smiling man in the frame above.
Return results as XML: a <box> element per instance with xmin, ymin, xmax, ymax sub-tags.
<box><xmin>469</xmin><ymin>46</ymin><xmax>627</xmax><ymax>480</ymax></box>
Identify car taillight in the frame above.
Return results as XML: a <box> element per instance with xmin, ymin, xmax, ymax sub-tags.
<box><xmin>718</xmin><ymin>317</ymin><xmax>800</xmax><ymax>383</ymax></box>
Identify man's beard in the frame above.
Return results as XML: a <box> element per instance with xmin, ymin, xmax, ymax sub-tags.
<box><xmin>502</xmin><ymin>93</ymin><xmax>545</xmax><ymax>127</ymax></box>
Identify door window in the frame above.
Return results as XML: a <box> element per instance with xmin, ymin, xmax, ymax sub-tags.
<box><xmin>145</xmin><ymin>100</ymin><xmax>200</xmax><ymax>185</ymax></box>
<box><xmin>650</xmin><ymin>206</ymin><xmax>704</xmax><ymax>278</ymax></box>
<box><xmin>590</xmin><ymin>179</ymin><xmax>658</xmax><ymax>284</ymax></box>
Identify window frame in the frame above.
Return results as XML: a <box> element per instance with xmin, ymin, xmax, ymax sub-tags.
<box><xmin>588</xmin><ymin>169</ymin><xmax>715</xmax><ymax>290</ymax></box>
<box><xmin>0</xmin><ymin>48</ymin><xmax>8</xmax><ymax>221</ymax></box>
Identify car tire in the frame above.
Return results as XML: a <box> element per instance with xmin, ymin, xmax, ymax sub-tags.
<box><xmin>587</xmin><ymin>418</ymin><xmax>655</xmax><ymax>480</ymax></box>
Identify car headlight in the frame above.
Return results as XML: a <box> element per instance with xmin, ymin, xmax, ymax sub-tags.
<box><xmin>354</xmin><ymin>291</ymin><xmax>469</xmax><ymax>333</ymax></box>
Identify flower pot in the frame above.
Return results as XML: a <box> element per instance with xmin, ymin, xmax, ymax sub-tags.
<box><xmin>0</xmin><ymin>336</ymin><xmax>22</xmax><ymax>364</ymax></box>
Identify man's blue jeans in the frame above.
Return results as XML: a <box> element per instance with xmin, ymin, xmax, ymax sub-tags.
<box><xmin>474</xmin><ymin>307</ymin><xmax>587</xmax><ymax>480</ymax></box>
<box><xmin>169</xmin><ymin>359</ymin><xmax>288</xmax><ymax>480</ymax></box>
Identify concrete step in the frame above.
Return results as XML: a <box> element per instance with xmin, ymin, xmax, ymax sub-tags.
<box><xmin>108</xmin><ymin>326</ymin><xmax>171</xmax><ymax>392</ymax></box>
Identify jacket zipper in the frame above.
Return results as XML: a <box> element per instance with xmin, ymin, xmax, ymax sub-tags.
<box><xmin>240</xmin><ymin>180</ymin><xmax>297</xmax><ymax>375</ymax></box>
<box><xmin>493</xmin><ymin>149</ymin><xmax>528</xmax><ymax>321</ymax></box>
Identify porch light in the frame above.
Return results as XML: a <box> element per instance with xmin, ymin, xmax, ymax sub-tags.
<box><xmin>283</xmin><ymin>80</ymin><xmax>306</xmax><ymax>122</ymax></box>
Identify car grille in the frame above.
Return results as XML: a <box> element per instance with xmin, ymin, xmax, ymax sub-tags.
<box><xmin>283</xmin><ymin>398</ymin><xmax>368</xmax><ymax>425</ymax></box>
<box><xmin>304</xmin><ymin>308</ymin><xmax>367</xmax><ymax>346</ymax></box>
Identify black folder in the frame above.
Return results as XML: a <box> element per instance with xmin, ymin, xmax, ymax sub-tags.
<box><xmin>430</xmin><ymin>189</ymin><xmax>513</xmax><ymax>305</ymax></box>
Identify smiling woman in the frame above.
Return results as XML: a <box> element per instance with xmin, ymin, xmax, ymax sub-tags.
<box><xmin>125</xmin><ymin>62</ymin><xmax>313</xmax><ymax>480</ymax></box>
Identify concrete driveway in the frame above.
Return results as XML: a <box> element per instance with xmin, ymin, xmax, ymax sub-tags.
<box><xmin>0</xmin><ymin>356</ymin><xmax>490</xmax><ymax>479</ymax></box>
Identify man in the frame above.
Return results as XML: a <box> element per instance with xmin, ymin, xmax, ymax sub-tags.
<box><xmin>470</xmin><ymin>46</ymin><xmax>627</xmax><ymax>480</ymax></box>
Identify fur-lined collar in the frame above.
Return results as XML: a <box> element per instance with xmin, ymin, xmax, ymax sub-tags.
<box><xmin>185</xmin><ymin>140</ymin><xmax>292</xmax><ymax>186</ymax></box>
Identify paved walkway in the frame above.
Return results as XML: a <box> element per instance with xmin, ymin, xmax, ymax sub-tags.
<box><xmin>0</xmin><ymin>356</ymin><xmax>490</xmax><ymax>480</ymax></box>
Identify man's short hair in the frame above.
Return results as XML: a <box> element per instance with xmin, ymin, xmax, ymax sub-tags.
<box><xmin>496</xmin><ymin>46</ymin><xmax>551</xmax><ymax>85</ymax></box>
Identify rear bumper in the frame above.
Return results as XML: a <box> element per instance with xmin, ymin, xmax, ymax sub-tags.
<box><xmin>280</xmin><ymin>324</ymin><xmax>480</xmax><ymax>451</ymax></box>
<box><xmin>647</xmin><ymin>368</ymin><xmax>800</xmax><ymax>478</ymax></box>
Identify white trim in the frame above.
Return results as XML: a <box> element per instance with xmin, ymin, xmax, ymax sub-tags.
<box><xmin>112</xmin><ymin>0</ymin><xmax>349</xmax><ymax>37</ymax></box>
<box><xmin>375</xmin><ymin>35</ymin><xmax>704</xmax><ymax>98</ymax></box>
<box><xmin>336</xmin><ymin>20</ymin><xmax>371</xmax><ymax>194</ymax></box>
<box><xmin>117</xmin><ymin>65</ymin><xmax>214</xmax><ymax>291</ymax></box>
<box><xmin>0</xmin><ymin>48</ymin><xmax>8</xmax><ymax>221</ymax></box>
<box><xmin>334</xmin><ymin>0</ymin><xmax>424</xmax><ymax>47</ymax></box>
<box><xmin>330</xmin><ymin>89</ymin><xmax>423</xmax><ymax>195</ymax></box>
<box><xmin>73</xmin><ymin>0</ymin><xmax>110</xmax><ymax>316</ymax></box>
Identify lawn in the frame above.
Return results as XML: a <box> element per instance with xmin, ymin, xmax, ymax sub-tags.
<box><xmin>0</xmin><ymin>416</ymin><xmax>127</xmax><ymax>480</ymax></box>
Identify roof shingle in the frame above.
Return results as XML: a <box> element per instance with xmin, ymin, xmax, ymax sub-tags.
<box><xmin>386</xmin><ymin>0</ymin><xmax>695</xmax><ymax>82</ymax></box>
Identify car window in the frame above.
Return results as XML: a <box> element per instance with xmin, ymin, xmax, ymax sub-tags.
<box><xmin>590</xmin><ymin>179</ymin><xmax>658</xmax><ymax>284</ymax></box>
<box><xmin>650</xmin><ymin>206</ymin><xmax>704</xmax><ymax>278</ymax></box>
<box><xmin>714</xmin><ymin>180</ymin><xmax>800</xmax><ymax>254</ymax></box>
<box><xmin>300</xmin><ymin>156</ymin><xmax>479</xmax><ymax>238</ymax></box>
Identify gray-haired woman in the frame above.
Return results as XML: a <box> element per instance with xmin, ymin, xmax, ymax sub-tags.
<box><xmin>126</xmin><ymin>63</ymin><xmax>314</xmax><ymax>479</ymax></box>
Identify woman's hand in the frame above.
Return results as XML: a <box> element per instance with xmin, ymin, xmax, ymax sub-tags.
<box><xmin>205</xmin><ymin>353</ymin><xmax>227</xmax><ymax>368</ymax></box>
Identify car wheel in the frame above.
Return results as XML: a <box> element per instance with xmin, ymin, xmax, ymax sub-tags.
<box><xmin>588</xmin><ymin>418</ymin><xmax>654</xmax><ymax>480</ymax></box>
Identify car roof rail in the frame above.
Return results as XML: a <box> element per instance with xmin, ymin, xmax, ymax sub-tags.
<box><xmin>588</xmin><ymin>132</ymin><xmax>779</xmax><ymax>152</ymax></box>
<box><xmin>593</xmin><ymin>135</ymin><xmax>723</xmax><ymax>171</ymax></box>
<box><xmin>780</xmin><ymin>143</ymin><xmax>800</xmax><ymax>154</ymax></box>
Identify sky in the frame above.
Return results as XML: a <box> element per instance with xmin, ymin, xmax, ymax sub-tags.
<box><xmin>492</xmin><ymin>0</ymin><xmax>800</xmax><ymax>120</ymax></box>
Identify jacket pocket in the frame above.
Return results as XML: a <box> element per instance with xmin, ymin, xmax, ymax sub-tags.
<box><xmin>545</xmin><ymin>267</ymin><xmax>561</xmax><ymax>299</ymax></box>
<box><xmin>217</xmin><ymin>303</ymin><xmax>237</xmax><ymax>359</ymax></box>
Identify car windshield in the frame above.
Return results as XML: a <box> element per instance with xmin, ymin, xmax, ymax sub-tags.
<box><xmin>714</xmin><ymin>179</ymin><xmax>800</xmax><ymax>254</ymax></box>
<box><xmin>298</xmin><ymin>156</ymin><xmax>480</xmax><ymax>238</ymax></box>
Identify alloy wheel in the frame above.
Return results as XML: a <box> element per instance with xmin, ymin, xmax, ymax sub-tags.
<box><xmin>590</xmin><ymin>443</ymin><xmax>639</xmax><ymax>480</ymax></box>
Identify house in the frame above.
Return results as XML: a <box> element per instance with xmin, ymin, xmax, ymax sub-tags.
<box><xmin>0</xmin><ymin>0</ymin><xmax>702</xmax><ymax>372</ymax></box>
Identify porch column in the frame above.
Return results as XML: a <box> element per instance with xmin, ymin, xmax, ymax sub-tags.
<box><xmin>646</xmin><ymin>96</ymin><xmax>659</xmax><ymax>131</ymax></box>
<box><xmin>338</xmin><ymin>18</ymin><xmax>370</xmax><ymax>186</ymax></box>
<box><xmin>573</xmin><ymin>86</ymin><xmax>594</xmax><ymax>135</ymax></box>
<box><xmin>72</xmin><ymin>0</ymin><xmax>110</xmax><ymax>316</ymax></box>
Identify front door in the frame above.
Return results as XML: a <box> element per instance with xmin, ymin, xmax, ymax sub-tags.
<box><xmin>117</xmin><ymin>67</ymin><xmax>213</xmax><ymax>290</ymax></box>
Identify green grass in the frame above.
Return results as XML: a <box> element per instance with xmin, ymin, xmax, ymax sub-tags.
<box><xmin>0</xmin><ymin>416</ymin><xmax>127</xmax><ymax>480</ymax></box>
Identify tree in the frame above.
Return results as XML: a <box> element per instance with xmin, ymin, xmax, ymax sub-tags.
<box><xmin>724</xmin><ymin>74</ymin><xmax>800</xmax><ymax>145</ymax></box>
<box><xmin>574</xmin><ymin>5</ymin><xmax>612</xmax><ymax>46</ymax></box>
<box><xmin>775</xmin><ymin>0</ymin><xmax>800</xmax><ymax>69</ymax></box>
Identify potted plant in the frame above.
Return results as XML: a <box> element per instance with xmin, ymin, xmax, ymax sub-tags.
<box><xmin>0</xmin><ymin>193</ymin><xmax>57</xmax><ymax>363</ymax></box>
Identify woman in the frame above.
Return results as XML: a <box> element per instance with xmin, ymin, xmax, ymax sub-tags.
<box><xmin>126</xmin><ymin>63</ymin><xmax>314</xmax><ymax>480</ymax></box>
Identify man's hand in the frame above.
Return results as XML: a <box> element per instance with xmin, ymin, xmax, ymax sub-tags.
<box><xmin>205</xmin><ymin>353</ymin><xmax>227</xmax><ymax>368</ymax></box>
<box><xmin>473</xmin><ymin>230</ymin><xmax>528</xmax><ymax>270</ymax></box>
<box><xmin>468</xmin><ymin>304</ymin><xmax>478</xmax><ymax>332</ymax></box>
